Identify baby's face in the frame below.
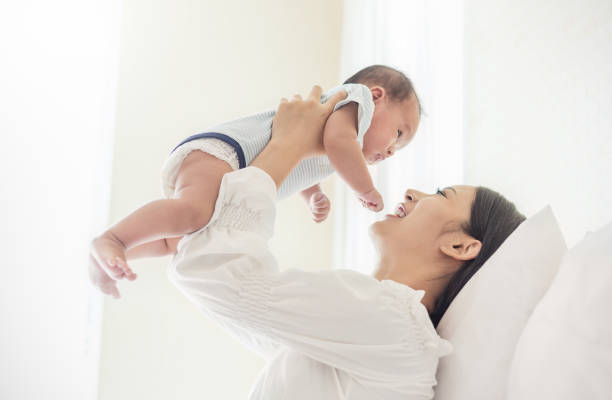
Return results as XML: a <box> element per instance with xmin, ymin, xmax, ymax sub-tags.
<box><xmin>362</xmin><ymin>94</ymin><xmax>420</xmax><ymax>165</ymax></box>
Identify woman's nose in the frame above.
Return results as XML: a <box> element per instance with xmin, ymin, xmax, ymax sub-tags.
<box><xmin>404</xmin><ymin>189</ymin><xmax>428</xmax><ymax>203</ymax></box>
<box><xmin>405</xmin><ymin>190</ymin><xmax>418</xmax><ymax>202</ymax></box>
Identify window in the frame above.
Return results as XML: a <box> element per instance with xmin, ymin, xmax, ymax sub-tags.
<box><xmin>334</xmin><ymin>0</ymin><xmax>464</xmax><ymax>273</ymax></box>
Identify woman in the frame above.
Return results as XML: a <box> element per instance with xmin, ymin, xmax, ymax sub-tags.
<box><xmin>169</xmin><ymin>87</ymin><xmax>525</xmax><ymax>399</ymax></box>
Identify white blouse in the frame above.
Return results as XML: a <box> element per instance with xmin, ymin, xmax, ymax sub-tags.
<box><xmin>168</xmin><ymin>167</ymin><xmax>452</xmax><ymax>400</ymax></box>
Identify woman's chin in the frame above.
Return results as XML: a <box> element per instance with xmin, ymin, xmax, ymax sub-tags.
<box><xmin>369</xmin><ymin>219</ymin><xmax>389</xmax><ymax>238</ymax></box>
<box><xmin>370</xmin><ymin>214</ymin><xmax>403</xmax><ymax>239</ymax></box>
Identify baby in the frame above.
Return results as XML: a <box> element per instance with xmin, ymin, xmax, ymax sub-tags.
<box><xmin>90</xmin><ymin>65</ymin><xmax>421</xmax><ymax>290</ymax></box>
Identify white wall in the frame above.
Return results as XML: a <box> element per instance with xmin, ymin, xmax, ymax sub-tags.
<box><xmin>99</xmin><ymin>1</ymin><xmax>343</xmax><ymax>399</ymax></box>
<box><xmin>463</xmin><ymin>0</ymin><xmax>612</xmax><ymax>246</ymax></box>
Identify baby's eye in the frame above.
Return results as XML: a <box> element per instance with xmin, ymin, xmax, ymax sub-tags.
<box><xmin>397</xmin><ymin>130</ymin><xmax>403</xmax><ymax>138</ymax></box>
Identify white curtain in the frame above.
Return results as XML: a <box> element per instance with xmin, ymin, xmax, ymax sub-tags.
<box><xmin>334</xmin><ymin>0</ymin><xmax>464</xmax><ymax>273</ymax></box>
<box><xmin>0</xmin><ymin>1</ymin><xmax>122</xmax><ymax>398</ymax></box>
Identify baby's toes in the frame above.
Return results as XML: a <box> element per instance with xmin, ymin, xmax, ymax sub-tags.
<box><xmin>105</xmin><ymin>259</ymin><xmax>126</xmax><ymax>279</ymax></box>
<box><xmin>102</xmin><ymin>281</ymin><xmax>120</xmax><ymax>299</ymax></box>
<box><xmin>124</xmin><ymin>269</ymin><xmax>138</xmax><ymax>281</ymax></box>
<box><xmin>115</xmin><ymin>257</ymin><xmax>137</xmax><ymax>280</ymax></box>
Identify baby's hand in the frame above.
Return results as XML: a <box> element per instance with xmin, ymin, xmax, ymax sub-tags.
<box><xmin>309</xmin><ymin>192</ymin><xmax>331</xmax><ymax>223</ymax></box>
<box><xmin>358</xmin><ymin>188</ymin><xmax>384</xmax><ymax>212</ymax></box>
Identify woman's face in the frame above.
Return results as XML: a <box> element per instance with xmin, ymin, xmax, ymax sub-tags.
<box><xmin>370</xmin><ymin>185</ymin><xmax>477</xmax><ymax>257</ymax></box>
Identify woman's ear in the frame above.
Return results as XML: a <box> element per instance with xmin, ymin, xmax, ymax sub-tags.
<box><xmin>370</xmin><ymin>86</ymin><xmax>386</xmax><ymax>103</ymax></box>
<box><xmin>440</xmin><ymin>232</ymin><xmax>482</xmax><ymax>261</ymax></box>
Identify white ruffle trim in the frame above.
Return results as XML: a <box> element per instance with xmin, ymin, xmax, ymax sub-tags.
<box><xmin>212</xmin><ymin>201</ymin><xmax>262</xmax><ymax>232</ymax></box>
<box><xmin>160</xmin><ymin>138</ymin><xmax>240</xmax><ymax>198</ymax></box>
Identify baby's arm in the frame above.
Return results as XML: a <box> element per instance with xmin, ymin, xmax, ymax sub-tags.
<box><xmin>300</xmin><ymin>184</ymin><xmax>331</xmax><ymax>223</ymax></box>
<box><xmin>323</xmin><ymin>103</ymin><xmax>383</xmax><ymax>211</ymax></box>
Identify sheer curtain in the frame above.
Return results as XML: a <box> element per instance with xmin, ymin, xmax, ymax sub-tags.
<box><xmin>0</xmin><ymin>1</ymin><xmax>122</xmax><ymax>399</ymax></box>
<box><xmin>334</xmin><ymin>0</ymin><xmax>464</xmax><ymax>273</ymax></box>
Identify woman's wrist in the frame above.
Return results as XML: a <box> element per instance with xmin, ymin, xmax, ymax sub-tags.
<box><xmin>251</xmin><ymin>139</ymin><xmax>303</xmax><ymax>188</ymax></box>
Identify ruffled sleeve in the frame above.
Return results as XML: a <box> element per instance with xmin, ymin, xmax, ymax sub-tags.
<box><xmin>168</xmin><ymin>167</ymin><xmax>451</xmax><ymax>384</ymax></box>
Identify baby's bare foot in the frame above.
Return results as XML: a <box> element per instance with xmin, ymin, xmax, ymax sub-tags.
<box><xmin>89</xmin><ymin>254</ymin><xmax>121</xmax><ymax>298</ymax></box>
<box><xmin>91</xmin><ymin>232</ymin><xmax>137</xmax><ymax>281</ymax></box>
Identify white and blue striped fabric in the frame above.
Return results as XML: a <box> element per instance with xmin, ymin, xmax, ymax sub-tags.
<box><xmin>172</xmin><ymin>83</ymin><xmax>374</xmax><ymax>198</ymax></box>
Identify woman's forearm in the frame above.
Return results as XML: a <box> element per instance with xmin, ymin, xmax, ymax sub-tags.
<box><xmin>251</xmin><ymin>140</ymin><xmax>303</xmax><ymax>189</ymax></box>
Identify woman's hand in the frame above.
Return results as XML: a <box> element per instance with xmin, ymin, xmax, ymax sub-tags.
<box><xmin>270</xmin><ymin>86</ymin><xmax>347</xmax><ymax>159</ymax></box>
<box><xmin>251</xmin><ymin>86</ymin><xmax>347</xmax><ymax>188</ymax></box>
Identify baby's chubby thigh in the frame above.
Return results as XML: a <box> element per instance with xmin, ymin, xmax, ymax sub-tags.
<box><xmin>172</xmin><ymin>150</ymin><xmax>234</xmax><ymax>232</ymax></box>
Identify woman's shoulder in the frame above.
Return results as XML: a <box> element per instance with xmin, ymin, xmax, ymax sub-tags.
<box><xmin>327</xmin><ymin>270</ymin><xmax>434</xmax><ymax>323</ymax></box>
<box><xmin>379</xmin><ymin>278</ymin><xmax>453</xmax><ymax>356</ymax></box>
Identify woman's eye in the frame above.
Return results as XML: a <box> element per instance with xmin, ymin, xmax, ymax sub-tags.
<box><xmin>436</xmin><ymin>188</ymin><xmax>447</xmax><ymax>198</ymax></box>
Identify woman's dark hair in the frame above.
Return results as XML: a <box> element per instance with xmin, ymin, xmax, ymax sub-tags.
<box><xmin>429</xmin><ymin>187</ymin><xmax>526</xmax><ymax>328</ymax></box>
<box><xmin>343</xmin><ymin>64</ymin><xmax>423</xmax><ymax>115</ymax></box>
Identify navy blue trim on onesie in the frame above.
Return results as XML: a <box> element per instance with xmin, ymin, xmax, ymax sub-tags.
<box><xmin>171</xmin><ymin>132</ymin><xmax>246</xmax><ymax>169</ymax></box>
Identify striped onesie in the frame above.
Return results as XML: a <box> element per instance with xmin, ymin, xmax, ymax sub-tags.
<box><xmin>161</xmin><ymin>83</ymin><xmax>374</xmax><ymax>199</ymax></box>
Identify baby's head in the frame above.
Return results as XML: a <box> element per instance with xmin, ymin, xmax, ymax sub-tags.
<box><xmin>344</xmin><ymin>65</ymin><xmax>422</xmax><ymax>164</ymax></box>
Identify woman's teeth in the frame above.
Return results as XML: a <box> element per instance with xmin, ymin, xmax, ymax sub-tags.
<box><xmin>394</xmin><ymin>203</ymin><xmax>407</xmax><ymax>218</ymax></box>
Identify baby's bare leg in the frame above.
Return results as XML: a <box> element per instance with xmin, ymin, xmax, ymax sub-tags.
<box><xmin>125</xmin><ymin>237</ymin><xmax>181</xmax><ymax>259</ymax></box>
<box><xmin>91</xmin><ymin>151</ymin><xmax>232</xmax><ymax>281</ymax></box>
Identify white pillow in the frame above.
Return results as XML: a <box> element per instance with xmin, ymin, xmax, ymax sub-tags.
<box><xmin>434</xmin><ymin>206</ymin><xmax>567</xmax><ymax>400</ymax></box>
<box><xmin>507</xmin><ymin>221</ymin><xmax>612</xmax><ymax>400</ymax></box>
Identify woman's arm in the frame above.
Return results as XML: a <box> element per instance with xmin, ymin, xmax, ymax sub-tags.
<box><xmin>168</xmin><ymin>166</ymin><xmax>447</xmax><ymax>380</ymax></box>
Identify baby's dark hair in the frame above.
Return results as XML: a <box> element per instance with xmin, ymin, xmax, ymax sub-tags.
<box><xmin>343</xmin><ymin>65</ymin><xmax>422</xmax><ymax>115</ymax></box>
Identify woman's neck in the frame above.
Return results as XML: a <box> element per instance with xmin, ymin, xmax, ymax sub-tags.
<box><xmin>372</xmin><ymin>253</ymin><xmax>455</xmax><ymax>313</ymax></box>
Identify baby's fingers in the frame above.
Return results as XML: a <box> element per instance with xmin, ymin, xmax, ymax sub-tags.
<box><xmin>312</xmin><ymin>197</ymin><xmax>329</xmax><ymax>206</ymax></box>
<box><xmin>312</xmin><ymin>200</ymin><xmax>330</xmax><ymax>212</ymax></box>
<box><xmin>105</xmin><ymin>258</ymin><xmax>126</xmax><ymax>279</ymax></box>
<box><xmin>102</xmin><ymin>281</ymin><xmax>120</xmax><ymax>299</ymax></box>
<box><xmin>312</xmin><ymin>198</ymin><xmax>330</xmax><ymax>208</ymax></box>
<box><xmin>312</xmin><ymin>211</ymin><xmax>329</xmax><ymax>223</ymax></box>
<box><xmin>367</xmin><ymin>201</ymin><xmax>384</xmax><ymax>212</ymax></box>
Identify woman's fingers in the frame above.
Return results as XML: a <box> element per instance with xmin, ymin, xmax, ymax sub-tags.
<box><xmin>323</xmin><ymin>90</ymin><xmax>348</xmax><ymax>113</ymax></box>
<box><xmin>268</xmin><ymin>85</ymin><xmax>346</xmax><ymax>161</ymax></box>
<box><xmin>307</xmin><ymin>85</ymin><xmax>323</xmax><ymax>101</ymax></box>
